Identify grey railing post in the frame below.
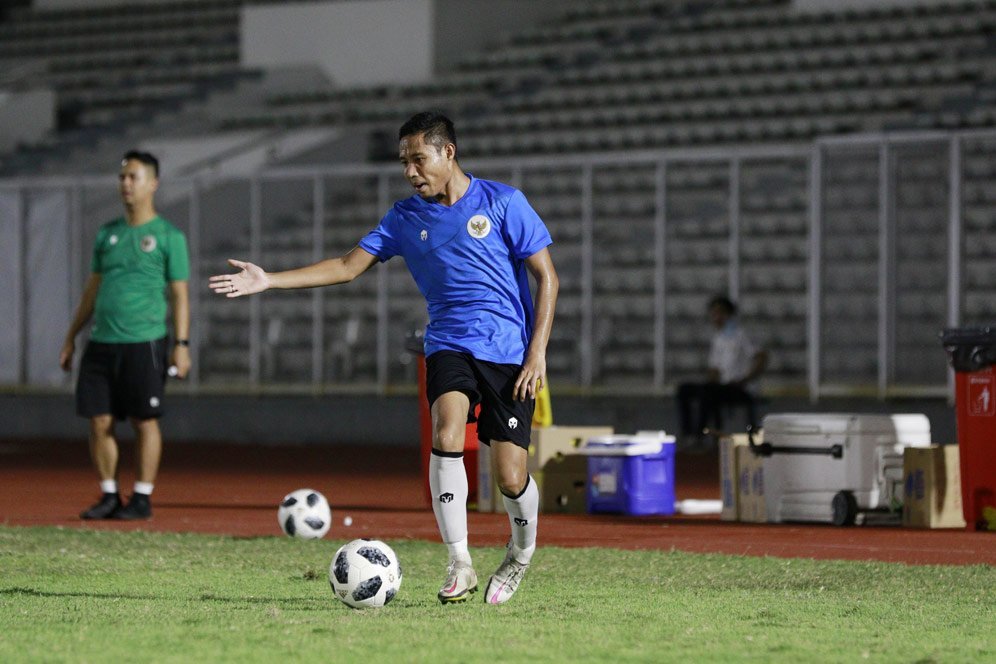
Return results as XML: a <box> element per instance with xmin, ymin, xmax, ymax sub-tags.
<box><xmin>653</xmin><ymin>160</ymin><xmax>667</xmax><ymax>391</ymax></box>
<box><xmin>312</xmin><ymin>175</ymin><xmax>325</xmax><ymax>389</ymax></box>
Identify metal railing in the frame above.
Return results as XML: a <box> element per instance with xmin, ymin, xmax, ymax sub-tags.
<box><xmin>2</xmin><ymin>128</ymin><xmax>993</xmax><ymax>399</ymax></box>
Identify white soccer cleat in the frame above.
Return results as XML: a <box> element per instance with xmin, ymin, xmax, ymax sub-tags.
<box><xmin>437</xmin><ymin>559</ymin><xmax>478</xmax><ymax>604</ymax></box>
<box><xmin>484</xmin><ymin>551</ymin><xmax>529</xmax><ymax>605</ymax></box>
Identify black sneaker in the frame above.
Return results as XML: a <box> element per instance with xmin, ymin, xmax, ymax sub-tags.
<box><xmin>113</xmin><ymin>494</ymin><xmax>152</xmax><ymax>520</ymax></box>
<box><xmin>80</xmin><ymin>492</ymin><xmax>122</xmax><ymax>520</ymax></box>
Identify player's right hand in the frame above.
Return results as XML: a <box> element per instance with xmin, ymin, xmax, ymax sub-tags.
<box><xmin>208</xmin><ymin>259</ymin><xmax>270</xmax><ymax>297</ymax></box>
<box><xmin>59</xmin><ymin>340</ymin><xmax>74</xmax><ymax>372</ymax></box>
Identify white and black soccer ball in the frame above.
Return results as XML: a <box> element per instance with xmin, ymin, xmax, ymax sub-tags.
<box><xmin>329</xmin><ymin>539</ymin><xmax>402</xmax><ymax>609</ymax></box>
<box><xmin>277</xmin><ymin>488</ymin><xmax>331</xmax><ymax>540</ymax></box>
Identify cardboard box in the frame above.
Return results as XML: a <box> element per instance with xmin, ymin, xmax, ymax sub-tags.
<box><xmin>478</xmin><ymin>425</ymin><xmax>614</xmax><ymax>513</ymax></box>
<box><xmin>719</xmin><ymin>431</ymin><xmax>762</xmax><ymax>521</ymax></box>
<box><xmin>540</xmin><ymin>454</ymin><xmax>588</xmax><ymax>514</ymax></box>
<box><xmin>903</xmin><ymin>445</ymin><xmax>966</xmax><ymax>529</ymax></box>
<box><xmin>736</xmin><ymin>443</ymin><xmax>767</xmax><ymax>523</ymax></box>
<box><xmin>528</xmin><ymin>425</ymin><xmax>614</xmax><ymax>474</ymax></box>
<box><xmin>719</xmin><ymin>435</ymin><xmax>743</xmax><ymax>521</ymax></box>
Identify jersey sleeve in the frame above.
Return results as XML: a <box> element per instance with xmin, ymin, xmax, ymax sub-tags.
<box><xmin>165</xmin><ymin>228</ymin><xmax>190</xmax><ymax>281</ymax></box>
<box><xmin>357</xmin><ymin>209</ymin><xmax>400</xmax><ymax>262</ymax></box>
<box><xmin>503</xmin><ymin>190</ymin><xmax>552</xmax><ymax>259</ymax></box>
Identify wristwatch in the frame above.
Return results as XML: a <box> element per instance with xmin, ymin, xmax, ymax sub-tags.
<box><xmin>175</xmin><ymin>339</ymin><xmax>190</xmax><ymax>347</ymax></box>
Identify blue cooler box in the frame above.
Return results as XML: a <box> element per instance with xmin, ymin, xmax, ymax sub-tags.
<box><xmin>580</xmin><ymin>432</ymin><xmax>676</xmax><ymax>515</ymax></box>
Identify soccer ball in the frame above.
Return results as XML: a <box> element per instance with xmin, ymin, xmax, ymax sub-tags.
<box><xmin>329</xmin><ymin>539</ymin><xmax>402</xmax><ymax>609</ymax></box>
<box><xmin>277</xmin><ymin>488</ymin><xmax>331</xmax><ymax>539</ymax></box>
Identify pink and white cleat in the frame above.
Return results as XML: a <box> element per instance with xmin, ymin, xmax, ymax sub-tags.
<box><xmin>438</xmin><ymin>559</ymin><xmax>478</xmax><ymax>604</ymax></box>
<box><xmin>484</xmin><ymin>550</ymin><xmax>529</xmax><ymax>605</ymax></box>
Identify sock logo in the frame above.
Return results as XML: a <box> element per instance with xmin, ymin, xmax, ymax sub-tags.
<box><xmin>438</xmin><ymin>492</ymin><xmax>454</xmax><ymax>503</ymax></box>
<box><xmin>508</xmin><ymin>417</ymin><xmax>518</xmax><ymax>429</ymax></box>
<box><xmin>513</xmin><ymin>517</ymin><xmax>528</xmax><ymax>526</ymax></box>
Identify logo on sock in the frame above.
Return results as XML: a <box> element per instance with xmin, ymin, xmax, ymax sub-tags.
<box><xmin>513</xmin><ymin>517</ymin><xmax>528</xmax><ymax>526</ymax></box>
<box><xmin>438</xmin><ymin>492</ymin><xmax>454</xmax><ymax>503</ymax></box>
<box><xmin>508</xmin><ymin>417</ymin><xmax>518</xmax><ymax>429</ymax></box>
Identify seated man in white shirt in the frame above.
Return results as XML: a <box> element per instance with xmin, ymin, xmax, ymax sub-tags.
<box><xmin>676</xmin><ymin>296</ymin><xmax>768</xmax><ymax>449</ymax></box>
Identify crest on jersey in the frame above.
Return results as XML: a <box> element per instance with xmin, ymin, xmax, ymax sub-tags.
<box><xmin>109</xmin><ymin>235</ymin><xmax>119</xmax><ymax>246</ymax></box>
<box><xmin>420</xmin><ymin>229</ymin><xmax>428</xmax><ymax>241</ymax></box>
<box><xmin>467</xmin><ymin>215</ymin><xmax>491</xmax><ymax>239</ymax></box>
<box><xmin>140</xmin><ymin>235</ymin><xmax>157</xmax><ymax>252</ymax></box>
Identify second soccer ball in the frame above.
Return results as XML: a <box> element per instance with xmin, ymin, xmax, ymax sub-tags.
<box><xmin>277</xmin><ymin>488</ymin><xmax>332</xmax><ymax>539</ymax></box>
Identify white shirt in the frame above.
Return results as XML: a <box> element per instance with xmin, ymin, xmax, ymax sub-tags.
<box><xmin>708</xmin><ymin>320</ymin><xmax>760</xmax><ymax>387</ymax></box>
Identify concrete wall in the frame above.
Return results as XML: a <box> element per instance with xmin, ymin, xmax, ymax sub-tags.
<box><xmin>0</xmin><ymin>392</ymin><xmax>958</xmax><ymax>448</ymax></box>
<box><xmin>0</xmin><ymin>392</ymin><xmax>420</xmax><ymax>446</ymax></box>
<box><xmin>0</xmin><ymin>192</ymin><xmax>24</xmax><ymax>384</ymax></box>
<box><xmin>241</xmin><ymin>0</ymin><xmax>572</xmax><ymax>85</ymax></box>
<box><xmin>0</xmin><ymin>188</ymin><xmax>72</xmax><ymax>388</ymax></box>
<box><xmin>242</xmin><ymin>0</ymin><xmax>434</xmax><ymax>87</ymax></box>
<box><xmin>433</xmin><ymin>0</ymin><xmax>572</xmax><ymax>74</ymax></box>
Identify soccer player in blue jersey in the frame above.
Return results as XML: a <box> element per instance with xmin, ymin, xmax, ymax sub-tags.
<box><xmin>210</xmin><ymin>112</ymin><xmax>559</xmax><ymax>605</ymax></box>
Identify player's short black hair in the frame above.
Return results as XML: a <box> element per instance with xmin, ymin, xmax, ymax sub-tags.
<box><xmin>398</xmin><ymin>111</ymin><xmax>457</xmax><ymax>152</ymax></box>
<box><xmin>122</xmin><ymin>150</ymin><xmax>159</xmax><ymax>177</ymax></box>
<box><xmin>708</xmin><ymin>295</ymin><xmax>737</xmax><ymax>315</ymax></box>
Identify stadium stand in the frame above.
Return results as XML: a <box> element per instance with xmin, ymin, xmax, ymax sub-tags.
<box><xmin>207</xmin><ymin>0</ymin><xmax>996</xmax><ymax>150</ymax></box>
<box><xmin>1</xmin><ymin>0</ymin><xmax>994</xmax><ymax>397</ymax></box>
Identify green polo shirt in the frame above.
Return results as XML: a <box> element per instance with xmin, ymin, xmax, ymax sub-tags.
<box><xmin>90</xmin><ymin>216</ymin><xmax>189</xmax><ymax>343</ymax></box>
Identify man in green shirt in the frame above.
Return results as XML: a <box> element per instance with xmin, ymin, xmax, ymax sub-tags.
<box><xmin>60</xmin><ymin>150</ymin><xmax>191</xmax><ymax>520</ymax></box>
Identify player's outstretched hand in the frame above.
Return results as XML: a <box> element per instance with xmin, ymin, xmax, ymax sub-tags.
<box><xmin>209</xmin><ymin>259</ymin><xmax>270</xmax><ymax>298</ymax></box>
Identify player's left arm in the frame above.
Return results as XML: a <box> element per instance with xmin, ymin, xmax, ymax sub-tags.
<box><xmin>168</xmin><ymin>280</ymin><xmax>191</xmax><ymax>378</ymax></box>
<box><xmin>514</xmin><ymin>247</ymin><xmax>559</xmax><ymax>401</ymax></box>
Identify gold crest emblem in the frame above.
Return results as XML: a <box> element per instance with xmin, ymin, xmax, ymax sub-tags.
<box><xmin>467</xmin><ymin>215</ymin><xmax>491</xmax><ymax>239</ymax></box>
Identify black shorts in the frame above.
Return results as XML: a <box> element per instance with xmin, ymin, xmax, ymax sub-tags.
<box><xmin>76</xmin><ymin>338</ymin><xmax>168</xmax><ymax>421</ymax></box>
<box><xmin>425</xmin><ymin>350</ymin><xmax>534</xmax><ymax>449</ymax></box>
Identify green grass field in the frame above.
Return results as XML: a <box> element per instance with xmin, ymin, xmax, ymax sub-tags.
<box><xmin>1</xmin><ymin>526</ymin><xmax>992</xmax><ymax>663</ymax></box>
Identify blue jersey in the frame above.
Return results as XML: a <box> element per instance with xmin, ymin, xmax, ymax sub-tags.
<box><xmin>358</xmin><ymin>176</ymin><xmax>552</xmax><ymax>365</ymax></box>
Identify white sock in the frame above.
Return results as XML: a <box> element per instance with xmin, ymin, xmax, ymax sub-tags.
<box><xmin>501</xmin><ymin>475</ymin><xmax>538</xmax><ymax>565</ymax></box>
<box><xmin>100</xmin><ymin>479</ymin><xmax>118</xmax><ymax>494</ymax></box>
<box><xmin>429</xmin><ymin>450</ymin><xmax>470</xmax><ymax>562</ymax></box>
<box><xmin>446</xmin><ymin>538</ymin><xmax>470</xmax><ymax>563</ymax></box>
<box><xmin>133</xmin><ymin>481</ymin><xmax>154</xmax><ymax>496</ymax></box>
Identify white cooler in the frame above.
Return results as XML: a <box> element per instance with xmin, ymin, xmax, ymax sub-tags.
<box><xmin>755</xmin><ymin>413</ymin><xmax>932</xmax><ymax>525</ymax></box>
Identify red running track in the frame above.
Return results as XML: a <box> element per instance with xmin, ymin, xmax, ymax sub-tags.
<box><xmin>1</xmin><ymin>439</ymin><xmax>993</xmax><ymax>566</ymax></box>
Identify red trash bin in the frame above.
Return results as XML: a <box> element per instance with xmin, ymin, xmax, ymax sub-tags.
<box><xmin>416</xmin><ymin>352</ymin><xmax>479</xmax><ymax>506</ymax></box>
<box><xmin>942</xmin><ymin>326</ymin><xmax>996</xmax><ymax>531</ymax></box>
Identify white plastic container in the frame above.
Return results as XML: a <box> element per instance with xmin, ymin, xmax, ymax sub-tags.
<box><xmin>757</xmin><ymin>413</ymin><xmax>932</xmax><ymax>525</ymax></box>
